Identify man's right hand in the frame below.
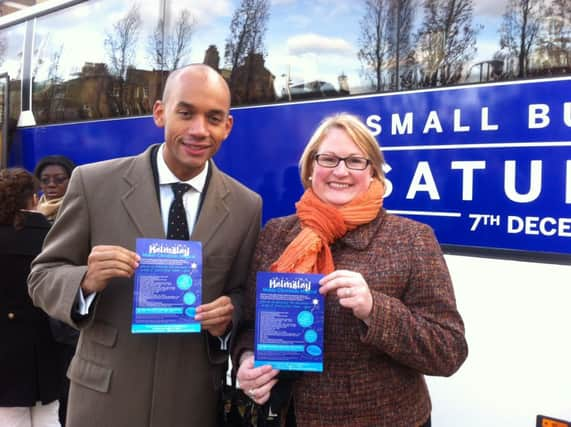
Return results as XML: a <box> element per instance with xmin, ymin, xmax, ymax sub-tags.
<box><xmin>81</xmin><ymin>245</ymin><xmax>140</xmax><ymax>295</ymax></box>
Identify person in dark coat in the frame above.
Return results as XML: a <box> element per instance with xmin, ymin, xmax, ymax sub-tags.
<box><xmin>0</xmin><ymin>167</ymin><xmax>62</xmax><ymax>427</ymax></box>
<box><xmin>34</xmin><ymin>154</ymin><xmax>78</xmax><ymax>426</ymax></box>
<box><xmin>34</xmin><ymin>155</ymin><xmax>76</xmax><ymax>223</ymax></box>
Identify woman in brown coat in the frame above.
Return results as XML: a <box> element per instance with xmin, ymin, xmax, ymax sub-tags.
<box><xmin>234</xmin><ymin>113</ymin><xmax>468</xmax><ymax>427</ymax></box>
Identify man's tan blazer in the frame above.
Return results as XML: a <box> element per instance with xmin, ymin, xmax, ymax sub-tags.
<box><xmin>28</xmin><ymin>144</ymin><xmax>262</xmax><ymax>427</ymax></box>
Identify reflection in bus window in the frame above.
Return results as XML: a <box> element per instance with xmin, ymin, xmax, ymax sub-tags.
<box><xmin>31</xmin><ymin>0</ymin><xmax>160</xmax><ymax>124</ymax></box>
<box><xmin>0</xmin><ymin>23</ymin><xmax>25</xmax><ymax>126</ymax></box>
<box><xmin>0</xmin><ymin>0</ymin><xmax>568</xmax><ymax>127</ymax></box>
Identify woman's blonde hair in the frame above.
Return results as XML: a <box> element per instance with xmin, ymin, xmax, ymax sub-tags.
<box><xmin>298</xmin><ymin>113</ymin><xmax>385</xmax><ymax>189</ymax></box>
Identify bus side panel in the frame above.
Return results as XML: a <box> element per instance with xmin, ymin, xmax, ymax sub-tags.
<box><xmin>15</xmin><ymin>116</ymin><xmax>163</xmax><ymax>172</ymax></box>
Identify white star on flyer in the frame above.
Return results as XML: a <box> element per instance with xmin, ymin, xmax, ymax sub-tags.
<box><xmin>191</xmin><ymin>262</ymin><xmax>198</xmax><ymax>269</ymax></box>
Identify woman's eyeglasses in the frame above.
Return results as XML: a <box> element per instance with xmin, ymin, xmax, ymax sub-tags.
<box><xmin>314</xmin><ymin>154</ymin><xmax>370</xmax><ymax>171</ymax></box>
<box><xmin>40</xmin><ymin>176</ymin><xmax>68</xmax><ymax>185</ymax></box>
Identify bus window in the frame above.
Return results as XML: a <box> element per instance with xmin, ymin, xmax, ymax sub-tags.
<box><xmin>31</xmin><ymin>0</ymin><xmax>161</xmax><ymax>125</ymax></box>
<box><xmin>0</xmin><ymin>21</ymin><xmax>24</xmax><ymax>128</ymax></box>
<box><xmin>0</xmin><ymin>21</ymin><xmax>25</xmax><ymax>166</ymax></box>
<box><xmin>0</xmin><ymin>0</ymin><xmax>566</xmax><ymax>127</ymax></box>
<box><xmin>0</xmin><ymin>73</ymin><xmax>7</xmax><ymax>168</ymax></box>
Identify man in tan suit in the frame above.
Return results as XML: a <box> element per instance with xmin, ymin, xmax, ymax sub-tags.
<box><xmin>28</xmin><ymin>64</ymin><xmax>262</xmax><ymax>427</ymax></box>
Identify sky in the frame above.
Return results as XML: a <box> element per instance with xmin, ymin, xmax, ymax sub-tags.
<box><xmin>0</xmin><ymin>0</ymin><xmax>524</xmax><ymax>95</ymax></box>
<box><xmin>185</xmin><ymin>0</ymin><xmax>514</xmax><ymax>93</ymax></box>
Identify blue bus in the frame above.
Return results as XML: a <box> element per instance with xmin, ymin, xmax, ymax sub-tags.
<box><xmin>2</xmin><ymin>0</ymin><xmax>570</xmax><ymax>261</ymax></box>
<box><xmin>1</xmin><ymin>1</ymin><xmax>571</xmax><ymax>424</ymax></box>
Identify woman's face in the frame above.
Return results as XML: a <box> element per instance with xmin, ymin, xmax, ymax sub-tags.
<box><xmin>39</xmin><ymin>165</ymin><xmax>69</xmax><ymax>200</ymax></box>
<box><xmin>310</xmin><ymin>127</ymin><xmax>372</xmax><ymax>208</ymax></box>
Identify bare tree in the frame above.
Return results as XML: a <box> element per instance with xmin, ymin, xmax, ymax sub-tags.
<box><xmin>42</xmin><ymin>45</ymin><xmax>64</xmax><ymax>122</ymax></box>
<box><xmin>224</xmin><ymin>0</ymin><xmax>270</xmax><ymax>97</ymax></box>
<box><xmin>32</xmin><ymin>34</ymin><xmax>51</xmax><ymax>80</ymax></box>
<box><xmin>498</xmin><ymin>0</ymin><xmax>543</xmax><ymax>78</ymax></box>
<box><xmin>148</xmin><ymin>16</ymin><xmax>166</xmax><ymax>71</ymax></box>
<box><xmin>167</xmin><ymin>10</ymin><xmax>194</xmax><ymax>70</ymax></box>
<box><xmin>386</xmin><ymin>0</ymin><xmax>416</xmax><ymax>90</ymax></box>
<box><xmin>416</xmin><ymin>0</ymin><xmax>479</xmax><ymax>86</ymax></box>
<box><xmin>27</xmin><ymin>32</ymin><xmax>65</xmax><ymax>123</ymax></box>
<box><xmin>148</xmin><ymin>9</ymin><xmax>194</xmax><ymax>71</ymax></box>
<box><xmin>104</xmin><ymin>4</ymin><xmax>141</xmax><ymax>114</ymax></box>
<box><xmin>105</xmin><ymin>4</ymin><xmax>141</xmax><ymax>79</ymax></box>
<box><xmin>0</xmin><ymin>36</ymin><xmax>7</xmax><ymax>68</ymax></box>
<box><xmin>358</xmin><ymin>0</ymin><xmax>392</xmax><ymax>92</ymax></box>
<box><xmin>536</xmin><ymin>0</ymin><xmax>571</xmax><ymax>70</ymax></box>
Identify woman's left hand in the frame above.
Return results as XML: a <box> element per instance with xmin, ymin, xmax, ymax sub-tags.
<box><xmin>319</xmin><ymin>270</ymin><xmax>373</xmax><ymax>325</ymax></box>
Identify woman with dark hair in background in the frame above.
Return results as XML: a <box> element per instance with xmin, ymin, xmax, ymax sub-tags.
<box><xmin>33</xmin><ymin>155</ymin><xmax>77</xmax><ymax>426</ymax></box>
<box><xmin>0</xmin><ymin>168</ymin><xmax>62</xmax><ymax>427</ymax></box>
<box><xmin>34</xmin><ymin>155</ymin><xmax>75</xmax><ymax>223</ymax></box>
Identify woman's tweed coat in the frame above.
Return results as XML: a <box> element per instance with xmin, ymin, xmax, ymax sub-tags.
<box><xmin>235</xmin><ymin>209</ymin><xmax>468</xmax><ymax>427</ymax></box>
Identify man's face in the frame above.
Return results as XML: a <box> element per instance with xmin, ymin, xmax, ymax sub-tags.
<box><xmin>153</xmin><ymin>68</ymin><xmax>233</xmax><ymax>181</ymax></box>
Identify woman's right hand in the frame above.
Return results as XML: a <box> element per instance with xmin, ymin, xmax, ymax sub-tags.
<box><xmin>237</xmin><ymin>351</ymin><xmax>280</xmax><ymax>405</ymax></box>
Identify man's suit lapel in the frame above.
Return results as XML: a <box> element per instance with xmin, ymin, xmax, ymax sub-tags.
<box><xmin>121</xmin><ymin>145</ymin><xmax>165</xmax><ymax>238</ymax></box>
<box><xmin>191</xmin><ymin>162</ymin><xmax>229</xmax><ymax>247</ymax></box>
<box><xmin>118</xmin><ymin>150</ymin><xmax>230</xmax><ymax>243</ymax></box>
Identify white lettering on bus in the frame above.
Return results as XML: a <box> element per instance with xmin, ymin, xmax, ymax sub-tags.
<box><xmin>367</xmin><ymin>114</ymin><xmax>382</xmax><ymax>136</ymax></box>
<box><xmin>507</xmin><ymin>216</ymin><xmax>571</xmax><ymax>237</ymax></box>
<box><xmin>406</xmin><ymin>161</ymin><xmax>440</xmax><ymax>200</ymax></box>
<box><xmin>366</xmin><ymin>102</ymin><xmax>571</xmax><ymax>137</ymax></box>
<box><xmin>391</xmin><ymin>112</ymin><xmax>413</xmax><ymax>135</ymax></box>
<box><xmin>567</xmin><ymin>160</ymin><xmax>571</xmax><ymax>204</ymax></box>
<box><xmin>454</xmin><ymin>109</ymin><xmax>470</xmax><ymax>132</ymax></box>
<box><xmin>565</xmin><ymin>102</ymin><xmax>571</xmax><ymax>127</ymax></box>
<box><xmin>366</xmin><ymin>107</ymin><xmax>501</xmax><ymax>137</ymax></box>
<box><xmin>422</xmin><ymin>111</ymin><xmax>444</xmax><ymax>134</ymax></box>
<box><xmin>451</xmin><ymin>161</ymin><xmax>487</xmax><ymax>201</ymax></box>
<box><xmin>382</xmin><ymin>163</ymin><xmax>393</xmax><ymax>198</ymax></box>
<box><xmin>482</xmin><ymin>107</ymin><xmax>499</xmax><ymax>131</ymax></box>
<box><xmin>384</xmin><ymin>159</ymin><xmax>571</xmax><ymax>204</ymax></box>
<box><xmin>529</xmin><ymin>102</ymin><xmax>571</xmax><ymax>129</ymax></box>
<box><xmin>504</xmin><ymin>160</ymin><xmax>542</xmax><ymax>203</ymax></box>
<box><xmin>528</xmin><ymin>104</ymin><xmax>550</xmax><ymax>129</ymax></box>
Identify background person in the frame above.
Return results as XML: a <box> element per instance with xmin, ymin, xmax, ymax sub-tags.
<box><xmin>0</xmin><ymin>168</ymin><xmax>62</xmax><ymax>427</ymax></box>
<box><xmin>34</xmin><ymin>154</ymin><xmax>77</xmax><ymax>426</ymax></box>
<box><xmin>28</xmin><ymin>64</ymin><xmax>262</xmax><ymax>427</ymax></box>
<box><xmin>34</xmin><ymin>155</ymin><xmax>76</xmax><ymax>222</ymax></box>
<box><xmin>234</xmin><ymin>113</ymin><xmax>468</xmax><ymax>427</ymax></box>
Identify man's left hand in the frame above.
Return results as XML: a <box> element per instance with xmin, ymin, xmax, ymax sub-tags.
<box><xmin>195</xmin><ymin>295</ymin><xmax>233</xmax><ymax>336</ymax></box>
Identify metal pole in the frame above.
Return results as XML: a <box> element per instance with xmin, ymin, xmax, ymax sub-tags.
<box><xmin>0</xmin><ymin>72</ymin><xmax>10</xmax><ymax>169</ymax></box>
<box><xmin>394</xmin><ymin>0</ymin><xmax>401</xmax><ymax>91</ymax></box>
<box><xmin>17</xmin><ymin>18</ymin><xmax>36</xmax><ymax>127</ymax></box>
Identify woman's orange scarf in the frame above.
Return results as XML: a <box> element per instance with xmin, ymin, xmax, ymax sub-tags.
<box><xmin>271</xmin><ymin>179</ymin><xmax>384</xmax><ymax>274</ymax></box>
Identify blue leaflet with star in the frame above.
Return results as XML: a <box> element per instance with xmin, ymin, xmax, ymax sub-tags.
<box><xmin>254</xmin><ymin>272</ymin><xmax>324</xmax><ymax>372</ymax></box>
<box><xmin>132</xmin><ymin>238</ymin><xmax>202</xmax><ymax>333</ymax></box>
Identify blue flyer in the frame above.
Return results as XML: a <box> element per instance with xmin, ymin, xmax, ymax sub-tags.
<box><xmin>132</xmin><ymin>238</ymin><xmax>202</xmax><ymax>333</ymax></box>
<box><xmin>254</xmin><ymin>272</ymin><xmax>324</xmax><ymax>372</ymax></box>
